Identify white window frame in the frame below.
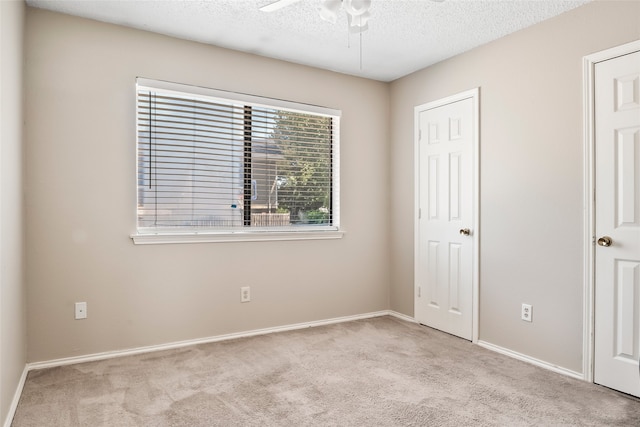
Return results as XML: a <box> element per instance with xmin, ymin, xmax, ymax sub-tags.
<box><xmin>131</xmin><ymin>78</ymin><xmax>343</xmax><ymax>244</ymax></box>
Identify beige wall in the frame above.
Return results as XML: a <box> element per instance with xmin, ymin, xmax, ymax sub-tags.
<box><xmin>1</xmin><ymin>0</ymin><xmax>27</xmax><ymax>423</ymax></box>
<box><xmin>24</xmin><ymin>8</ymin><xmax>390</xmax><ymax>362</ymax></box>
<box><xmin>390</xmin><ymin>0</ymin><xmax>640</xmax><ymax>373</ymax></box>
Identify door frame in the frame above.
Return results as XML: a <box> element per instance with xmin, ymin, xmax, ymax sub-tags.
<box><xmin>414</xmin><ymin>88</ymin><xmax>480</xmax><ymax>343</ymax></box>
<box><xmin>582</xmin><ymin>39</ymin><xmax>640</xmax><ymax>383</ymax></box>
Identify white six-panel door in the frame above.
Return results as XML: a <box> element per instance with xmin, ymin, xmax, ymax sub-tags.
<box><xmin>593</xmin><ymin>49</ymin><xmax>640</xmax><ymax>397</ymax></box>
<box><xmin>415</xmin><ymin>91</ymin><xmax>478</xmax><ymax>341</ymax></box>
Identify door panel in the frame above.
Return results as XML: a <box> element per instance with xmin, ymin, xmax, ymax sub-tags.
<box><xmin>594</xmin><ymin>50</ymin><xmax>640</xmax><ymax>397</ymax></box>
<box><xmin>415</xmin><ymin>96</ymin><xmax>475</xmax><ymax>340</ymax></box>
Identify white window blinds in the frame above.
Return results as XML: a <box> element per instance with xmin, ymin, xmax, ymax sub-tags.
<box><xmin>136</xmin><ymin>78</ymin><xmax>340</xmax><ymax>235</ymax></box>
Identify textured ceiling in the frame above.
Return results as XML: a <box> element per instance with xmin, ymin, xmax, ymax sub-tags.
<box><xmin>26</xmin><ymin>0</ymin><xmax>591</xmax><ymax>82</ymax></box>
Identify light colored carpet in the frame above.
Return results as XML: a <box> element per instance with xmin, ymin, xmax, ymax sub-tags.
<box><xmin>11</xmin><ymin>316</ymin><xmax>640</xmax><ymax>426</ymax></box>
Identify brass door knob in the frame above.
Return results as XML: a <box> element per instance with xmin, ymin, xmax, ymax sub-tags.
<box><xmin>597</xmin><ymin>236</ymin><xmax>613</xmax><ymax>247</ymax></box>
<box><xmin>459</xmin><ymin>228</ymin><xmax>471</xmax><ymax>236</ymax></box>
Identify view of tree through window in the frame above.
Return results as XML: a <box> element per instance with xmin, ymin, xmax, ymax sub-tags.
<box><xmin>136</xmin><ymin>81</ymin><xmax>338</xmax><ymax>233</ymax></box>
<box><xmin>269</xmin><ymin>111</ymin><xmax>332</xmax><ymax>225</ymax></box>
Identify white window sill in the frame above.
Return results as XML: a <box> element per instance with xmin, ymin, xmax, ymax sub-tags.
<box><xmin>131</xmin><ymin>230</ymin><xmax>345</xmax><ymax>245</ymax></box>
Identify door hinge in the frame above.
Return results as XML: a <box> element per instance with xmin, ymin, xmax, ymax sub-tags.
<box><xmin>417</xmin><ymin>286</ymin><xmax>421</xmax><ymax>298</ymax></box>
<box><xmin>418</xmin><ymin>208</ymin><xmax>422</xmax><ymax>219</ymax></box>
<box><xmin>418</xmin><ymin>129</ymin><xmax>422</xmax><ymax>141</ymax></box>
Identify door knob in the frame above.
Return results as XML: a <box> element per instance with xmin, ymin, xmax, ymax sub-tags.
<box><xmin>597</xmin><ymin>236</ymin><xmax>613</xmax><ymax>247</ymax></box>
<box><xmin>459</xmin><ymin>228</ymin><xmax>471</xmax><ymax>236</ymax></box>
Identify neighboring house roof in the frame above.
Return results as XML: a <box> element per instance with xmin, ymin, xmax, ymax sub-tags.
<box><xmin>251</xmin><ymin>138</ymin><xmax>284</xmax><ymax>158</ymax></box>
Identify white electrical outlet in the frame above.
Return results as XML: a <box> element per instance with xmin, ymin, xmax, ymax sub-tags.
<box><xmin>75</xmin><ymin>302</ymin><xmax>87</xmax><ymax>319</ymax></box>
<box><xmin>521</xmin><ymin>303</ymin><xmax>532</xmax><ymax>322</ymax></box>
<box><xmin>241</xmin><ymin>286</ymin><xmax>251</xmax><ymax>303</ymax></box>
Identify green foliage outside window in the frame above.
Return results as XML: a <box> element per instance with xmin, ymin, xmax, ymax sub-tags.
<box><xmin>269</xmin><ymin>111</ymin><xmax>332</xmax><ymax>224</ymax></box>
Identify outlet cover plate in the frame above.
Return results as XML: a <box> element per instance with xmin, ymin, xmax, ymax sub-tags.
<box><xmin>521</xmin><ymin>303</ymin><xmax>532</xmax><ymax>322</ymax></box>
<box><xmin>75</xmin><ymin>302</ymin><xmax>87</xmax><ymax>319</ymax></box>
<box><xmin>241</xmin><ymin>286</ymin><xmax>251</xmax><ymax>303</ymax></box>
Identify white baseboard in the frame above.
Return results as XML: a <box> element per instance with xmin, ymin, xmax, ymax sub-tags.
<box><xmin>477</xmin><ymin>340</ymin><xmax>584</xmax><ymax>380</ymax></box>
<box><xmin>3</xmin><ymin>365</ymin><xmax>28</xmax><ymax>427</ymax></box>
<box><xmin>28</xmin><ymin>310</ymin><xmax>404</xmax><ymax>371</ymax></box>
<box><xmin>387</xmin><ymin>310</ymin><xmax>417</xmax><ymax>323</ymax></box>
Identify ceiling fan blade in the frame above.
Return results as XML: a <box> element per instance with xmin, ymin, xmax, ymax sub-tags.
<box><xmin>259</xmin><ymin>0</ymin><xmax>303</xmax><ymax>12</ymax></box>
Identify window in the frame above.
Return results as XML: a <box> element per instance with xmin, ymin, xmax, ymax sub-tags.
<box><xmin>132</xmin><ymin>78</ymin><xmax>341</xmax><ymax>244</ymax></box>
